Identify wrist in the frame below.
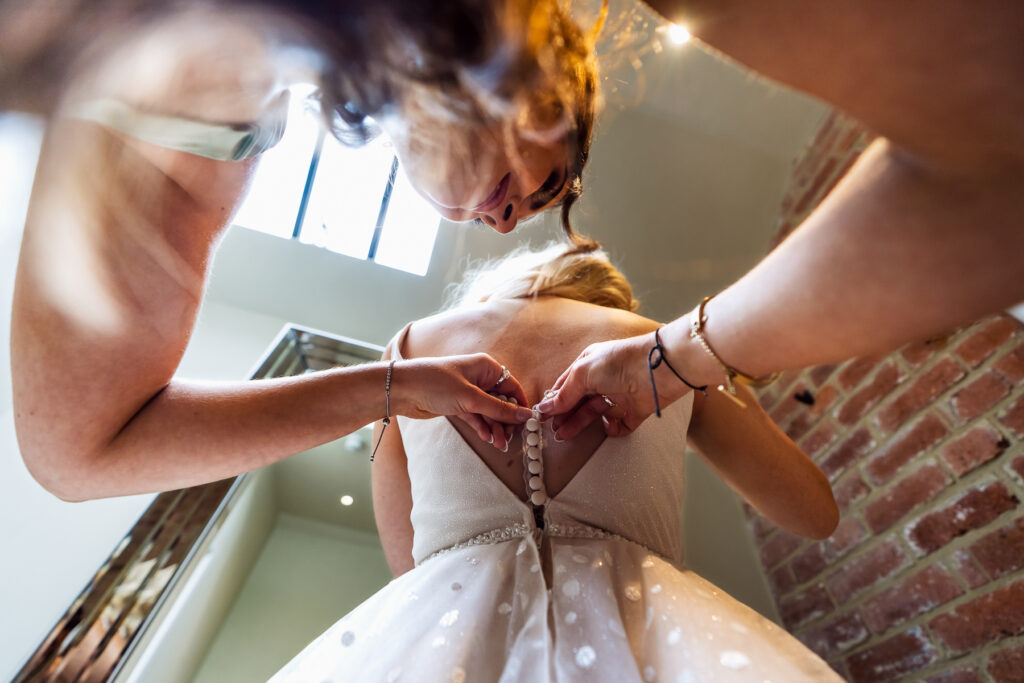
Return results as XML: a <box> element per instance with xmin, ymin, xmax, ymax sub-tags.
<box><xmin>657</xmin><ymin>315</ymin><xmax>722</xmax><ymax>389</ymax></box>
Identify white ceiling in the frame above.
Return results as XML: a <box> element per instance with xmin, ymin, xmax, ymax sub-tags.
<box><xmin>208</xmin><ymin>30</ymin><xmax>830</xmax><ymax>534</ymax></box>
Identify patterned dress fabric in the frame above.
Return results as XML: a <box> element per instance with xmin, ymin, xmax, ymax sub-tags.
<box><xmin>269</xmin><ymin>381</ymin><xmax>841</xmax><ymax>682</ymax></box>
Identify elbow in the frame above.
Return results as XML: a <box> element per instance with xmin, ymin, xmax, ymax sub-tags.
<box><xmin>19</xmin><ymin>443</ymin><xmax>100</xmax><ymax>503</ymax></box>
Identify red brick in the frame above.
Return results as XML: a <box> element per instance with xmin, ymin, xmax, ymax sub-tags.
<box><xmin>771</xmin><ymin>382</ymin><xmax>808</xmax><ymax>424</ymax></box>
<box><xmin>908</xmin><ymin>482</ymin><xmax>1020</xmax><ymax>554</ymax></box>
<box><xmin>821</xmin><ymin>428</ymin><xmax>875</xmax><ymax>481</ymax></box>
<box><xmin>952</xmin><ymin>548</ymin><xmax>990</xmax><ymax>589</ymax></box>
<box><xmin>941</xmin><ymin>426</ymin><xmax>1010</xmax><ymax>476</ymax></box>
<box><xmin>784</xmin><ymin>412</ymin><xmax>813</xmax><ymax>441</ymax></box>
<box><xmin>955</xmin><ymin>317</ymin><xmax>1020</xmax><ymax>367</ymax></box>
<box><xmin>930</xmin><ymin>580</ymin><xmax>1024</xmax><ymax>654</ymax></box>
<box><xmin>1011</xmin><ymin>456</ymin><xmax>1024</xmax><ymax>483</ymax></box>
<box><xmin>999</xmin><ymin>395</ymin><xmax>1024</xmax><ymax>439</ymax></box>
<box><xmin>768</xmin><ymin>564</ymin><xmax>797</xmax><ymax>596</ymax></box>
<box><xmin>750</xmin><ymin>514</ymin><xmax>777</xmax><ymax>541</ymax></box>
<box><xmin>994</xmin><ymin>345</ymin><xmax>1024</xmax><ymax>383</ymax></box>
<box><xmin>860</xmin><ymin>564</ymin><xmax>963</xmax><ymax>633</ymax></box>
<box><xmin>923</xmin><ymin>665</ymin><xmax>984</xmax><ymax>683</ymax></box>
<box><xmin>827</xmin><ymin>539</ymin><xmax>908</xmax><ymax>603</ymax></box>
<box><xmin>757</xmin><ymin>387</ymin><xmax>778</xmax><ymax>410</ymax></box>
<box><xmin>779</xmin><ymin>584</ymin><xmax>834</xmax><ymax>629</ymax></box>
<box><xmin>902</xmin><ymin>336</ymin><xmax>949</xmax><ymax>368</ymax></box>
<box><xmin>759</xmin><ymin>529</ymin><xmax>804</xmax><ymax>569</ymax></box>
<box><xmin>834</xmin><ymin>470</ymin><xmax>871</xmax><ymax>513</ymax></box>
<box><xmin>866</xmin><ymin>413</ymin><xmax>949</xmax><ymax>484</ymax></box>
<box><xmin>792</xmin><ymin>156</ymin><xmax>839</xmax><ymax>216</ymax></box>
<box><xmin>988</xmin><ymin>644</ymin><xmax>1024</xmax><ymax>683</ymax></box>
<box><xmin>838</xmin><ymin>126</ymin><xmax>865</xmax><ymax>153</ymax></box>
<box><xmin>801</xmin><ymin>420</ymin><xmax>839</xmax><ymax>460</ymax></box>
<box><xmin>864</xmin><ymin>465</ymin><xmax>950</xmax><ymax>534</ymax></box>
<box><xmin>826</xmin><ymin>517</ymin><xmax>866</xmax><ymax>557</ymax></box>
<box><xmin>952</xmin><ymin>371</ymin><xmax>1013</xmax><ymax>422</ymax></box>
<box><xmin>846</xmin><ymin>627</ymin><xmax>937</xmax><ymax>683</ymax></box>
<box><xmin>791</xmin><ymin>542</ymin><xmax>831</xmax><ymax>584</ymax></box>
<box><xmin>837</xmin><ymin>363</ymin><xmax>906</xmax><ymax>426</ymax></box>
<box><xmin>838</xmin><ymin>355</ymin><xmax>884</xmax><ymax>391</ymax></box>
<box><xmin>970</xmin><ymin>517</ymin><xmax>1024</xmax><ymax>579</ymax></box>
<box><xmin>772</xmin><ymin>369</ymin><xmax>804</xmax><ymax>400</ymax></box>
<box><xmin>811</xmin><ymin>385</ymin><xmax>840</xmax><ymax>418</ymax></box>
<box><xmin>809</xmin><ymin>364</ymin><xmax>838</xmax><ymax>387</ymax></box>
<box><xmin>798</xmin><ymin>611</ymin><xmax>869</xmax><ymax>659</ymax></box>
<box><xmin>876</xmin><ymin>358</ymin><xmax>966</xmax><ymax>432</ymax></box>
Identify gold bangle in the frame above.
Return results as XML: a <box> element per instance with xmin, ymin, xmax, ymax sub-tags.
<box><xmin>690</xmin><ymin>296</ymin><xmax>780</xmax><ymax>403</ymax></box>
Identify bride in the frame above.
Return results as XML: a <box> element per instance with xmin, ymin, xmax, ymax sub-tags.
<box><xmin>270</xmin><ymin>241</ymin><xmax>842</xmax><ymax>682</ymax></box>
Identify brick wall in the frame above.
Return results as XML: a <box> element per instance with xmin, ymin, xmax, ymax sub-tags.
<box><xmin>745</xmin><ymin>111</ymin><xmax>1024</xmax><ymax>682</ymax></box>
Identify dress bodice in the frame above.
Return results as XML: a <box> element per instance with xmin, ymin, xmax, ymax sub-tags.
<box><xmin>398</xmin><ymin>393</ymin><xmax>693</xmax><ymax>566</ymax></box>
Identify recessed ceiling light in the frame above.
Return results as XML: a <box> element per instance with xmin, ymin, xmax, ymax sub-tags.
<box><xmin>668</xmin><ymin>24</ymin><xmax>691</xmax><ymax>45</ymax></box>
<box><xmin>340</xmin><ymin>495</ymin><xmax>354</xmax><ymax>506</ymax></box>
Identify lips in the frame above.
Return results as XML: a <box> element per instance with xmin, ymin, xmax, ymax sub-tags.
<box><xmin>473</xmin><ymin>173</ymin><xmax>512</xmax><ymax>212</ymax></box>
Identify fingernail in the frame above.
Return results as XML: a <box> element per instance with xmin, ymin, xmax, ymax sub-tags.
<box><xmin>501</xmin><ymin>443</ymin><xmax>509</xmax><ymax>453</ymax></box>
<box><xmin>488</xmin><ymin>434</ymin><xmax>494</xmax><ymax>444</ymax></box>
<box><xmin>553</xmin><ymin>431</ymin><xmax>564</xmax><ymax>443</ymax></box>
<box><xmin>516</xmin><ymin>408</ymin><xmax>532</xmax><ymax>421</ymax></box>
<box><xmin>536</xmin><ymin>400</ymin><xmax>552</xmax><ymax>413</ymax></box>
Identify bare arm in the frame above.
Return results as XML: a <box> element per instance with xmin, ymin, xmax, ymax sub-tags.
<box><xmin>541</xmin><ymin>2</ymin><xmax>1024</xmax><ymax>430</ymax></box>
<box><xmin>646</xmin><ymin>0</ymin><xmax>1024</xmax><ymax>378</ymax></box>
<box><xmin>12</xmin><ymin>120</ymin><xmax>530</xmax><ymax>502</ymax></box>
<box><xmin>371</xmin><ymin>346</ymin><xmax>417</xmax><ymax>576</ymax></box>
<box><xmin>687</xmin><ymin>384</ymin><xmax>838</xmax><ymax>540</ymax></box>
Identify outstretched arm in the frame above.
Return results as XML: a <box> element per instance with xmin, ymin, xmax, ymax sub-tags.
<box><xmin>12</xmin><ymin>118</ymin><xmax>531</xmax><ymax>502</ymax></box>
<box><xmin>541</xmin><ymin>1</ymin><xmax>1024</xmax><ymax>433</ymax></box>
<box><xmin>686</xmin><ymin>384</ymin><xmax>838</xmax><ymax>540</ymax></box>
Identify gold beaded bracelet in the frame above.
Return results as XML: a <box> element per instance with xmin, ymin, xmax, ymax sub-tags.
<box><xmin>690</xmin><ymin>296</ymin><xmax>781</xmax><ymax>408</ymax></box>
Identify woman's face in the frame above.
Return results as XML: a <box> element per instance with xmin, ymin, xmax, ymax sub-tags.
<box><xmin>391</xmin><ymin>117</ymin><xmax>572</xmax><ymax>234</ymax></box>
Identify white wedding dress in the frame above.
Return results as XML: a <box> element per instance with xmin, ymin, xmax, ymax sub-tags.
<box><xmin>269</xmin><ymin>390</ymin><xmax>841</xmax><ymax>682</ymax></box>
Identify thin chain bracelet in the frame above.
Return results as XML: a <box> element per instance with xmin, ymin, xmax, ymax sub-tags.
<box><xmin>370</xmin><ymin>359</ymin><xmax>396</xmax><ymax>462</ymax></box>
<box><xmin>690</xmin><ymin>296</ymin><xmax>781</xmax><ymax>407</ymax></box>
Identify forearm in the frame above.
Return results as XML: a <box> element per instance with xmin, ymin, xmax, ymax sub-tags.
<box><xmin>688</xmin><ymin>387</ymin><xmax>838</xmax><ymax>539</ymax></box>
<box><xmin>660</xmin><ymin>140</ymin><xmax>1024</xmax><ymax>385</ymax></box>
<box><xmin>47</xmin><ymin>366</ymin><xmax>390</xmax><ymax>502</ymax></box>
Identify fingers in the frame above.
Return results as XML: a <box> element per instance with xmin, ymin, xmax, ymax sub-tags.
<box><xmin>491</xmin><ymin>374</ymin><xmax>530</xmax><ymax>412</ymax></box>
<box><xmin>469</xmin><ymin>391</ymin><xmax>533</xmax><ymax>425</ymax></box>
<box><xmin>536</xmin><ymin>364</ymin><xmax>588</xmax><ymax>418</ymax></box>
<box><xmin>458</xmin><ymin>412</ymin><xmax>493</xmax><ymax>444</ymax></box>
<box><xmin>551</xmin><ymin>394</ymin><xmax>614</xmax><ymax>442</ymax></box>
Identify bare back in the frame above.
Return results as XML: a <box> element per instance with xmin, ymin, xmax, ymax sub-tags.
<box><xmin>396</xmin><ymin>297</ymin><xmax>659</xmax><ymax>501</ymax></box>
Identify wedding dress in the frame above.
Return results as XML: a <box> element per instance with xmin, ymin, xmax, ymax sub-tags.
<box><xmin>269</xmin><ymin>388</ymin><xmax>841</xmax><ymax>682</ymax></box>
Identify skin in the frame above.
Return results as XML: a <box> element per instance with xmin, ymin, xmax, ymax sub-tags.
<box><xmin>372</xmin><ymin>296</ymin><xmax>839</xmax><ymax>576</ymax></box>
<box><xmin>539</xmin><ymin>0</ymin><xmax>1024</xmax><ymax>436</ymax></box>
<box><xmin>10</xmin><ymin>10</ymin><xmax>557</xmax><ymax>502</ymax></box>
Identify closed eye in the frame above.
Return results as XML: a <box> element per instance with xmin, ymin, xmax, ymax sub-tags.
<box><xmin>529</xmin><ymin>168</ymin><xmax>568</xmax><ymax>211</ymax></box>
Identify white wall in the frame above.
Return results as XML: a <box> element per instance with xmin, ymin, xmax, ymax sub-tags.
<box><xmin>191</xmin><ymin>515</ymin><xmax>391</xmax><ymax>683</ymax></box>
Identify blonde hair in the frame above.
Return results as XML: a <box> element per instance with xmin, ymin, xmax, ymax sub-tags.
<box><xmin>450</xmin><ymin>241</ymin><xmax>639</xmax><ymax>312</ymax></box>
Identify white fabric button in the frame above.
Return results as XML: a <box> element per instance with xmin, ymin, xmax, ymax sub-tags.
<box><xmin>526</xmin><ymin>418</ymin><xmax>541</xmax><ymax>431</ymax></box>
<box><xmin>530</xmin><ymin>491</ymin><xmax>547</xmax><ymax>505</ymax></box>
<box><xmin>528</xmin><ymin>476</ymin><xmax>543</xmax><ymax>491</ymax></box>
<box><xmin>526</xmin><ymin>432</ymin><xmax>540</xmax><ymax>446</ymax></box>
<box><xmin>528</xmin><ymin>460</ymin><xmax>542</xmax><ymax>474</ymax></box>
<box><xmin>526</xmin><ymin>446</ymin><xmax>540</xmax><ymax>460</ymax></box>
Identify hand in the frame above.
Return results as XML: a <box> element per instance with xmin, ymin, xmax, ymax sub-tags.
<box><xmin>391</xmin><ymin>354</ymin><xmax>533</xmax><ymax>451</ymax></box>
<box><xmin>536</xmin><ymin>331</ymin><xmax>693</xmax><ymax>441</ymax></box>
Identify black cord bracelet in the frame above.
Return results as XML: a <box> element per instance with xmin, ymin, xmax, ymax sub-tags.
<box><xmin>648</xmin><ymin>328</ymin><xmax>708</xmax><ymax>417</ymax></box>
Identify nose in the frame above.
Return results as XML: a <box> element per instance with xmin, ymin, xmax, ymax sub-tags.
<box><xmin>479</xmin><ymin>201</ymin><xmax>520</xmax><ymax>234</ymax></box>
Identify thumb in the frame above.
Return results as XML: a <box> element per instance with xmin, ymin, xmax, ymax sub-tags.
<box><xmin>465</xmin><ymin>386</ymin><xmax>532</xmax><ymax>423</ymax></box>
<box><xmin>536</xmin><ymin>365</ymin><xmax>589</xmax><ymax>417</ymax></box>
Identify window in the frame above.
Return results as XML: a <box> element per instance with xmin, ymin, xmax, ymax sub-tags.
<box><xmin>233</xmin><ymin>86</ymin><xmax>440</xmax><ymax>276</ymax></box>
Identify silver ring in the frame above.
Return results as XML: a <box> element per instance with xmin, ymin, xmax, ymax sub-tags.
<box><xmin>601</xmin><ymin>395</ymin><xmax>617</xmax><ymax>409</ymax></box>
<box><xmin>494</xmin><ymin>365</ymin><xmax>511</xmax><ymax>388</ymax></box>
